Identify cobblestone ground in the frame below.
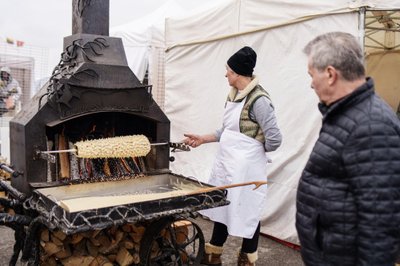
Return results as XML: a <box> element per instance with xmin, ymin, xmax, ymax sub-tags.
<box><xmin>0</xmin><ymin>217</ymin><xmax>304</xmax><ymax>266</ymax></box>
<box><xmin>0</xmin><ymin>226</ymin><xmax>24</xmax><ymax>266</ymax></box>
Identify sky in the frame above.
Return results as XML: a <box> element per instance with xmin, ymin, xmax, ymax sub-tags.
<box><xmin>0</xmin><ymin>0</ymin><xmax>215</xmax><ymax>81</ymax></box>
<box><xmin>0</xmin><ymin>0</ymin><xmax>214</xmax><ymax>50</ymax></box>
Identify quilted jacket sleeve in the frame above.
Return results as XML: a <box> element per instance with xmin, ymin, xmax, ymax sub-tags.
<box><xmin>342</xmin><ymin>120</ymin><xmax>400</xmax><ymax>265</ymax></box>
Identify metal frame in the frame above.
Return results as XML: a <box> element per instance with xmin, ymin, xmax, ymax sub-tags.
<box><xmin>363</xmin><ymin>9</ymin><xmax>400</xmax><ymax>52</ymax></box>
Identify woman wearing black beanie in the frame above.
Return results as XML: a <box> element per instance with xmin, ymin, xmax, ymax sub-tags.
<box><xmin>184</xmin><ymin>46</ymin><xmax>282</xmax><ymax>266</ymax></box>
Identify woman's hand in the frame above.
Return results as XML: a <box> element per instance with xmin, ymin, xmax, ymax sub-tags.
<box><xmin>183</xmin><ymin>133</ymin><xmax>203</xmax><ymax>148</ymax></box>
<box><xmin>183</xmin><ymin>133</ymin><xmax>218</xmax><ymax>148</ymax></box>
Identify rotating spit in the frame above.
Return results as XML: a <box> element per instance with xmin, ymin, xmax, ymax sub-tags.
<box><xmin>35</xmin><ymin>136</ymin><xmax>190</xmax><ymax>163</ymax></box>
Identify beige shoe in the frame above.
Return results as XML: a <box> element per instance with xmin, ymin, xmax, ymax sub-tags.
<box><xmin>237</xmin><ymin>250</ymin><xmax>258</xmax><ymax>266</ymax></box>
<box><xmin>200</xmin><ymin>243</ymin><xmax>223</xmax><ymax>265</ymax></box>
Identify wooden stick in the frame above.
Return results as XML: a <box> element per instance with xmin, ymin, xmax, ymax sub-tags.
<box><xmin>57</xmin><ymin>181</ymin><xmax>268</xmax><ymax>212</ymax></box>
<box><xmin>189</xmin><ymin>181</ymin><xmax>267</xmax><ymax>195</ymax></box>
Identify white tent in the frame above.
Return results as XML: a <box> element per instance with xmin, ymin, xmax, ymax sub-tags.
<box><xmin>110</xmin><ymin>0</ymin><xmax>185</xmax><ymax>109</ymax></box>
<box><xmin>163</xmin><ymin>0</ymin><xmax>400</xmax><ymax>245</ymax></box>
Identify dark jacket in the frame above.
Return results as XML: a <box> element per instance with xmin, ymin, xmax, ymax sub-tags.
<box><xmin>296</xmin><ymin>78</ymin><xmax>400</xmax><ymax>266</ymax></box>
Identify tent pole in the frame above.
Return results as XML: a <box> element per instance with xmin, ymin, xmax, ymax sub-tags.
<box><xmin>358</xmin><ymin>7</ymin><xmax>366</xmax><ymax>59</ymax></box>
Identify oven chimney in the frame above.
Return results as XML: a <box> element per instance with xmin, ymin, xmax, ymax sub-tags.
<box><xmin>72</xmin><ymin>0</ymin><xmax>109</xmax><ymax>36</ymax></box>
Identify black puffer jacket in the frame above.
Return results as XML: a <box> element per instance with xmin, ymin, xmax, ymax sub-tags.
<box><xmin>296</xmin><ymin>78</ymin><xmax>400</xmax><ymax>266</ymax></box>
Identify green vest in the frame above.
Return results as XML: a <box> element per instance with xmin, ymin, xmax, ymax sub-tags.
<box><xmin>238</xmin><ymin>85</ymin><xmax>270</xmax><ymax>142</ymax></box>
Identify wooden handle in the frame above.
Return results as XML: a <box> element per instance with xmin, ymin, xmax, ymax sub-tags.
<box><xmin>191</xmin><ymin>181</ymin><xmax>267</xmax><ymax>195</ymax></box>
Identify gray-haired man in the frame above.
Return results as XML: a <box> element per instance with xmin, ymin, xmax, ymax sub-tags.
<box><xmin>296</xmin><ymin>32</ymin><xmax>400</xmax><ymax>265</ymax></box>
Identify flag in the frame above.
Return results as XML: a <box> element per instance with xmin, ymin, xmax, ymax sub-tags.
<box><xmin>6</xmin><ymin>37</ymin><xmax>14</xmax><ymax>44</ymax></box>
<box><xmin>16</xmin><ymin>40</ymin><xmax>24</xmax><ymax>47</ymax></box>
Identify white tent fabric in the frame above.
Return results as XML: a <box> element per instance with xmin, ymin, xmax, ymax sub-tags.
<box><xmin>111</xmin><ymin>0</ymin><xmax>184</xmax><ymax>80</ymax></box>
<box><xmin>164</xmin><ymin>0</ymin><xmax>400</xmax><ymax>245</ymax></box>
<box><xmin>110</xmin><ymin>0</ymin><xmax>185</xmax><ymax>109</ymax></box>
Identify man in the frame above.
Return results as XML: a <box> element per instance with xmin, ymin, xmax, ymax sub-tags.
<box><xmin>0</xmin><ymin>66</ymin><xmax>22</xmax><ymax>116</ymax></box>
<box><xmin>184</xmin><ymin>46</ymin><xmax>282</xmax><ymax>265</ymax></box>
<box><xmin>296</xmin><ymin>31</ymin><xmax>400</xmax><ymax>265</ymax></box>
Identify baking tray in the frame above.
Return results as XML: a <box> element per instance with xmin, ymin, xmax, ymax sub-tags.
<box><xmin>28</xmin><ymin>173</ymin><xmax>229</xmax><ymax>234</ymax></box>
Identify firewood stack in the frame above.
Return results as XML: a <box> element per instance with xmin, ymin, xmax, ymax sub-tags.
<box><xmin>39</xmin><ymin>220</ymin><xmax>191</xmax><ymax>266</ymax></box>
<box><xmin>40</xmin><ymin>223</ymin><xmax>145</xmax><ymax>266</ymax></box>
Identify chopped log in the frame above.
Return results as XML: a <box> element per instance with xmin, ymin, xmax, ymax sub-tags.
<box><xmin>72</xmin><ymin>239</ymin><xmax>88</xmax><ymax>256</ymax></box>
<box><xmin>90</xmin><ymin>255</ymin><xmax>112</xmax><ymax>266</ymax></box>
<box><xmin>40</xmin><ymin>229</ymin><xmax>50</xmax><ymax>242</ymax></box>
<box><xmin>80</xmin><ymin>229</ymin><xmax>101</xmax><ymax>239</ymax></box>
<box><xmin>131</xmin><ymin>224</ymin><xmax>146</xmax><ymax>235</ymax></box>
<box><xmin>89</xmin><ymin>258</ymin><xmax>100</xmax><ymax>266</ymax></box>
<box><xmin>54</xmin><ymin>244</ymin><xmax>72</xmax><ymax>259</ymax></box>
<box><xmin>108</xmin><ymin>226</ymin><xmax>118</xmax><ymax>236</ymax></box>
<box><xmin>41</xmin><ymin>241</ymin><xmax>62</xmax><ymax>257</ymax></box>
<box><xmin>70</xmin><ymin>233</ymin><xmax>84</xmax><ymax>244</ymax></box>
<box><xmin>99</xmin><ymin>230</ymin><xmax>124</xmax><ymax>254</ymax></box>
<box><xmin>116</xmin><ymin>247</ymin><xmax>134</xmax><ymax>266</ymax></box>
<box><xmin>92</xmin><ymin>229</ymin><xmax>102</xmax><ymax>238</ymax></box>
<box><xmin>87</xmin><ymin>239</ymin><xmax>99</xmax><ymax>257</ymax></box>
<box><xmin>81</xmin><ymin>230</ymin><xmax>93</xmax><ymax>238</ymax></box>
<box><xmin>129</xmin><ymin>225</ymin><xmax>145</xmax><ymax>244</ymax></box>
<box><xmin>41</xmin><ymin>256</ymin><xmax>57</xmax><ymax>266</ymax></box>
<box><xmin>90</xmin><ymin>236</ymin><xmax>101</xmax><ymax>247</ymax></box>
<box><xmin>107</xmin><ymin>254</ymin><xmax>117</xmax><ymax>262</ymax></box>
<box><xmin>173</xmin><ymin>220</ymin><xmax>191</xmax><ymax>244</ymax></box>
<box><xmin>132</xmin><ymin>253</ymin><xmax>140</xmax><ymax>264</ymax></box>
<box><xmin>51</xmin><ymin>234</ymin><xmax>64</xmax><ymax>246</ymax></box>
<box><xmin>96</xmin><ymin>234</ymin><xmax>111</xmax><ymax>247</ymax></box>
<box><xmin>121</xmin><ymin>224</ymin><xmax>132</xmax><ymax>233</ymax></box>
<box><xmin>121</xmin><ymin>239</ymin><xmax>135</xmax><ymax>250</ymax></box>
<box><xmin>52</xmin><ymin>230</ymin><xmax>67</xmax><ymax>241</ymax></box>
<box><xmin>61</xmin><ymin>255</ymin><xmax>95</xmax><ymax>266</ymax></box>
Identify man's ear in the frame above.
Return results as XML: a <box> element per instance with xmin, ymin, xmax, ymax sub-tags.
<box><xmin>326</xmin><ymin>66</ymin><xmax>337</xmax><ymax>85</ymax></box>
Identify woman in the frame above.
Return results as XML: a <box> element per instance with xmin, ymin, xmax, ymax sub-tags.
<box><xmin>184</xmin><ymin>46</ymin><xmax>282</xmax><ymax>266</ymax></box>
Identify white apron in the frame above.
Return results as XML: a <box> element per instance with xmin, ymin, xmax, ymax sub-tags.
<box><xmin>200</xmin><ymin>98</ymin><xmax>267</xmax><ymax>238</ymax></box>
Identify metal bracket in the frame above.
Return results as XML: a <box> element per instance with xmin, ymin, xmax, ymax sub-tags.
<box><xmin>151</xmin><ymin>142</ymin><xmax>191</xmax><ymax>152</ymax></box>
<box><xmin>35</xmin><ymin>150</ymin><xmax>56</xmax><ymax>164</ymax></box>
<box><xmin>169</xmin><ymin>142</ymin><xmax>190</xmax><ymax>152</ymax></box>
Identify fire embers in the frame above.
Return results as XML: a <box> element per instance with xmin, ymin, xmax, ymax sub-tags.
<box><xmin>77</xmin><ymin>157</ymin><xmax>146</xmax><ymax>182</ymax></box>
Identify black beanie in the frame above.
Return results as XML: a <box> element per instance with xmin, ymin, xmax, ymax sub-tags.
<box><xmin>227</xmin><ymin>46</ymin><xmax>257</xmax><ymax>77</ymax></box>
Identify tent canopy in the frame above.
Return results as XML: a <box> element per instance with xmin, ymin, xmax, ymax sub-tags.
<box><xmin>163</xmin><ymin>0</ymin><xmax>400</xmax><ymax>245</ymax></box>
<box><xmin>110</xmin><ymin>0</ymin><xmax>185</xmax><ymax>82</ymax></box>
